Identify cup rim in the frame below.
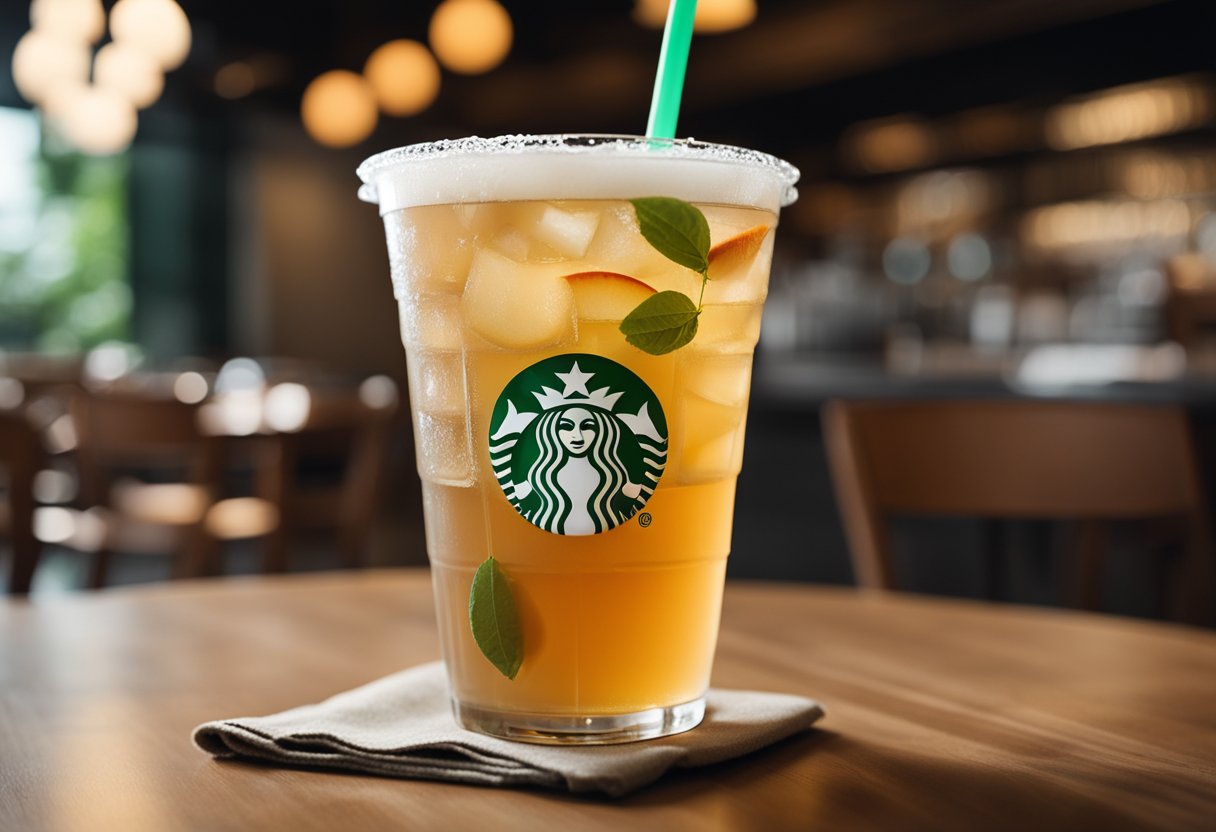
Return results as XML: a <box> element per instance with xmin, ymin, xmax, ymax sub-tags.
<box><xmin>356</xmin><ymin>133</ymin><xmax>800</xmax><ymax>208</ymax></box>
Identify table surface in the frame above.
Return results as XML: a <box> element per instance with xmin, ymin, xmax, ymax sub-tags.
<box><xmin>2</xmin><ymin>570</ymin><xmax>1214</xmax><ymax>832</ymax></box>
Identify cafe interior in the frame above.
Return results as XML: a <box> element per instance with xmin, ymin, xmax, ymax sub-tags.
<box><xmin>1</xmin><ymin>0</ymin><xmax>1214</xmax><ymax>618</ymax></box>
<box><xmin>4</xmin><ymin>2</ymin><xmax>1216</xmax><ymax>828</ymax></box>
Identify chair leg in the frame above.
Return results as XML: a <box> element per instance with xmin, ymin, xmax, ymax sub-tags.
<box><xmin>175</xmin><ymin>528</ymin><xmax>221</xmax><ymax>579</ymax></box>
<box><xmin>260</xmin><ymin>527</ymin><xmax>290</xmax><ymax>573</ymax></box>
<box><xmin>7</xmin><ymin>487</ymin><xmax>40</xmax><ymax>595</ymax></box>
<box><xmin>982</xmin><ymin>519</ymin><xmax>1004</xmax><ymax>601</ymax></box>
<box><xmin>1177</xmin><ymin>513</ymin><xmax>1215</xmax><ymax>626</ymax></box>
<box><xmin>339</xmin><ymin>523</ymin><xmax>368</xmax><ymax>569</ymax></box>
<box><xmin>823</xmin><ymin>402</ymin><xmax>897</xmax><ymax>590</ymax></box>
<box><xmin>87</xmin><ymin>549</ymin><xmax>112</xmax><ymax>590</ymax></box>
<box><xmin>255</xmin><ymin>436</ymin><xmax>292</xmax><ymax>574</ymax></box>
<box><xmin>1069</xmin><ymin>520</ymin><xmax>1106</xmax><ymax>611</ymax></box>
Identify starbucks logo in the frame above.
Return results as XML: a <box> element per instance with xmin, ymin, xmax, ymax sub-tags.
<box><xmin>489</xmin><ymin>354</ymin><xmax>668</xmax><ymax>536</ymax></box>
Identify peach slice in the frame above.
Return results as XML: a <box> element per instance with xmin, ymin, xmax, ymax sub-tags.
<box><xmin>563</xmin><ymin>271</ymin><xmax>657</xmax><ymax>321</ymax></box>
<box><xmin>708</xmin><ymin>225</ymin><xmax>771</xmax><ymax>281</ymax></box>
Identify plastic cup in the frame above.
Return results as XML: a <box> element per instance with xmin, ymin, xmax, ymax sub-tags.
<box><xmin>358</xmin><ymin>135</ymin><xmax>798</xmax><ymax>743</ymax></box>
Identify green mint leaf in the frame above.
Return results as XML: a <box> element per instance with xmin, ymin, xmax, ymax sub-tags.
<box><xmin>630</xmin><ymin>197</ymin><xmax>711</xmax><ymax>275</ymax></box>
<box><xmin>468</xmin><ymin>556</ymin><xmax>523</xmax><ymax>680</ymax></box>
<box><xmin>619</xmin><ymin>290</ymin><xmax>701</xmax><ymax>355</ymax></box>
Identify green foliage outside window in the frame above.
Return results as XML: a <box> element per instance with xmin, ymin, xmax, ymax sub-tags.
<box><xmin>0</xmin><ymin>107</ymin><xmax>130</xmax><ymax>352</ymax></box>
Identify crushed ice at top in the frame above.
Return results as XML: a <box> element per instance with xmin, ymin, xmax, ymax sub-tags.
<box><xmin>357</xmin><ymin>134</ymin><xmax>800</xmax><ymax>211</ymax></box>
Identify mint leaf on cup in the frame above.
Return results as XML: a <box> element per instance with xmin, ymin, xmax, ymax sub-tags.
<box><xmin>620</xmin><ymin>197</ymin><xmax>713</xmax><ymax>356</ymax></box>
<box><xmin>620</xmin><ymin>290</ymin><xmax>701</xmax><ymax>355</ymax></box>
<box><xmin>469</xmin><ymin>556</ymin><xmax>523</xmax><ymax>680</ymax></box>
<box><xmin>629</xmin><ymin>197</ymin><xmax>711</xmax><ymax>274</ymax></box>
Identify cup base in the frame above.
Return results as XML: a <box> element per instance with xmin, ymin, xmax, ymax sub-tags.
<box><xmin>452</xmin><ymin>696</ymin><xmax>706</xmax><ymax>745</ymax></box>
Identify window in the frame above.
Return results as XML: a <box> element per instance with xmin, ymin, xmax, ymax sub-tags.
<box><xmin>0</xmin><ymin>106</ymin><xmax>130</xmax><ymax>351</ymax></box>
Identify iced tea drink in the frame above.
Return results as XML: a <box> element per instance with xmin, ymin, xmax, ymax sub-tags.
<box><xmin>358</xmin><ymin>136</ymin><xmax>798</xmax><ymax>743</ymax></box>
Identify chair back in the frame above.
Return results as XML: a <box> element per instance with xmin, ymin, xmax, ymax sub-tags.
<box><xmin>256</xmin><ymin>379</ymin><xmax>400</xmax><ymax>571</ymax></box>
<box><xmin>71</xmin><ymin>390</ymin><xmax>221</xmax><ymax>507</ymax></box>
<box><xmin>823</xmin><ymin>400</ymin><xmax>1213</xmax><ymax>612</ymax></box>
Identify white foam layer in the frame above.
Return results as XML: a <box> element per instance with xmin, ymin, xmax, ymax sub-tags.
<box><xmin>357</xmin><ymin>135</ymin><xmax>799</xmax><ymax>215</ymax></box>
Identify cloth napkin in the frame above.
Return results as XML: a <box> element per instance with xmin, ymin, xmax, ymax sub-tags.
<box><xmin>193</xmin><ymin>661</ymin><xmax>824</xmax><ymax>797</ymax></box>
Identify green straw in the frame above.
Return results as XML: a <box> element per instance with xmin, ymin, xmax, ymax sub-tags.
<box><xmin>646</xmin><ymin>0</ymin><xmax>698</xmax><ymax>139</ymax></box>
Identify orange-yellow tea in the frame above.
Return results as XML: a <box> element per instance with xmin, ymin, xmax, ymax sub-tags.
<box><xmin>360</xmin><ymin>137</ymin><xmax>797</xmax><ymax>742</ymax></box>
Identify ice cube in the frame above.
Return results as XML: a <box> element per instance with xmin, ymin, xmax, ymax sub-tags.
<box><xmin>581</xmin><ymin>205</ymin><xmax>701</xmax><ymax>296</ymax></box>
<box><xmin>406</xmin><ymin>350</ymin><xmax>465</xmax><ymax>416</ymax></box>
<box><xmin>581</xmin><ymin>205</ymin><xmax>640</xmax><ymax>267</ymax></box>
<box><xmin>525</xmin><ymin>204</ymin><xmax>600</xmax><ymax>258</ymax></box>
<box><xmin>704</xmin><ymin>205</ymin><xmax>772</xmax><ymax>245</ymax></box>
<box><xmin>384</xmin><ymin>205</ymin><xmax>475</xmax><ymax>296</ymax></box>
<box><xmin>679</xmin><ymin>352</ymin><xmax>753</xmax><ymax>408</ymax></box>
<box><xmin>674</xmin><ymin>394</ymin><xmax>747</xmax><ymax>484</ymax></box>
<box><xmin>680</xmin><ymin>420</ymin><xmax>747</xmax><ymax>482</ymax></box>
<box><xmin>421</xmin><ymin>481</ymin><xmax>485</xmax><ymax>566</ymax></box>
<box><xmin>399</xmin><ymin>293</ymin><xmax>463</xmax><ymax>351</ymax></box>
<box><xmin>692</xmin><ymin>304</ymin><xmax>764</xmax><ymax>353</ymax></box>
<box><xmin>454</xmin><ymin>203</ymin><xmax>481</xmax><ymax>229</ymax></box>
<box><xmin>456</xmin><ymin>202</ymin><xmax>513</xmax><ymax>236</ymax></box>
<box><xmin>413</xmin><ymin>411</ymin><xmax>474</xmax><ymax>486</ymax></box>
<box><xmin>460</xmin><ymin>249</ymin><xmax>575</xmax><ymax>350</ymax></box>
<box><xmin>488</xmin><ymin>227</ymin><xmax>532</xmax><ymax>261</ymax></box>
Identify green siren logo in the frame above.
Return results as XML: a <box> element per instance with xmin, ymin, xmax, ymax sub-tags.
<box><xmin>489</xmin><ymin>354</ymin><xmax>668</xmax><ymax>535</ymax></box>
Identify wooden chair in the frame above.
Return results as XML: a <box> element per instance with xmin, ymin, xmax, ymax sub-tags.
<box><xmin>254</xmin><ymin>380</ymin><xmax>399</xmax><ymax>573</ymax></box>
<box><xmin>69</xmin><ymin>389</ymin><xmax>277</xmax><ymax>588</ymax></box>
<box><xmin>0</xmin><ymin>406</ymin><xmax>45</xmax><ymax>595</ymax></box>
<box><xmin>823</xmin><ymin>400</ymin><xmax>1215</xmax><ymax>623</ymax></box>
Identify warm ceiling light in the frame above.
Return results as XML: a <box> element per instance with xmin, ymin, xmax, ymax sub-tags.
<box><xmin>10</xmin><ymin>29</ymin><xmax>91</xmax><ymax>105</ymax></box>
<box><xmin>109</xmin><ymin>0</ymin><xmax>192</xmax><ymax>71</ymax></box>
<box><xmin>428</xmin><ymin>0</ymin><xmax>513</xmax><ymax>75</ymax></box>
<box><xmin>30</xmin><ymin>0</ymin><xmax>106</xmax><ymax>44</ymax></box>
<box><xmin>300</xmin><ymin>70</ymin><xmax>379</xmax><ymax>148</ymax></box>
<box><xmin>364</xmin><ymin>39</ymin><xmax>441</xmax><ymax>117</ymax></box>
<box><xmin>94</xmin><ymin>42</ymin><xmax>164</xmax><ymax>110</ymax></box>
<box><xmin>634</xmin><ymin>0</ymin><xmax>757</xmax><ymax>33</ymax></box>
<box><xmin>47</xmin><ymin>85</ymin><xmax>139</xmax><ymax>156</ymax></box>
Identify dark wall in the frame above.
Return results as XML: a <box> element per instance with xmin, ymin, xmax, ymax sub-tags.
<box><xmin>128</xmin><ymin>111</ymin><xmax>233</xmax><ymax>363</ymax></box>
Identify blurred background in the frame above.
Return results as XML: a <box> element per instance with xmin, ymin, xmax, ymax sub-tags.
<box><xmin>1</xmin><ymin>0</ymin><xmax>1213</xmax><ymax>622</ymax></box>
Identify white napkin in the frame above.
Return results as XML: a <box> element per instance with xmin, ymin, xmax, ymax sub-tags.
<box><xmin>193</xmin><ymin>661</ymin><xmax>825</xmax><ymax>797</ymax></box>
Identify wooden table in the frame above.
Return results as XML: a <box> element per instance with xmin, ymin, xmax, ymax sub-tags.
<box><xmin>2</xmin><ymin>570</ymin><xmax>1214</xmax><ymax>831</ymax></box>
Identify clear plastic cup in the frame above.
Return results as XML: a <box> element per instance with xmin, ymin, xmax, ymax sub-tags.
<box><xmin>358</xmin><ymin>135</ymin><xmax>798</xmax><ymax>744</ymax></box>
